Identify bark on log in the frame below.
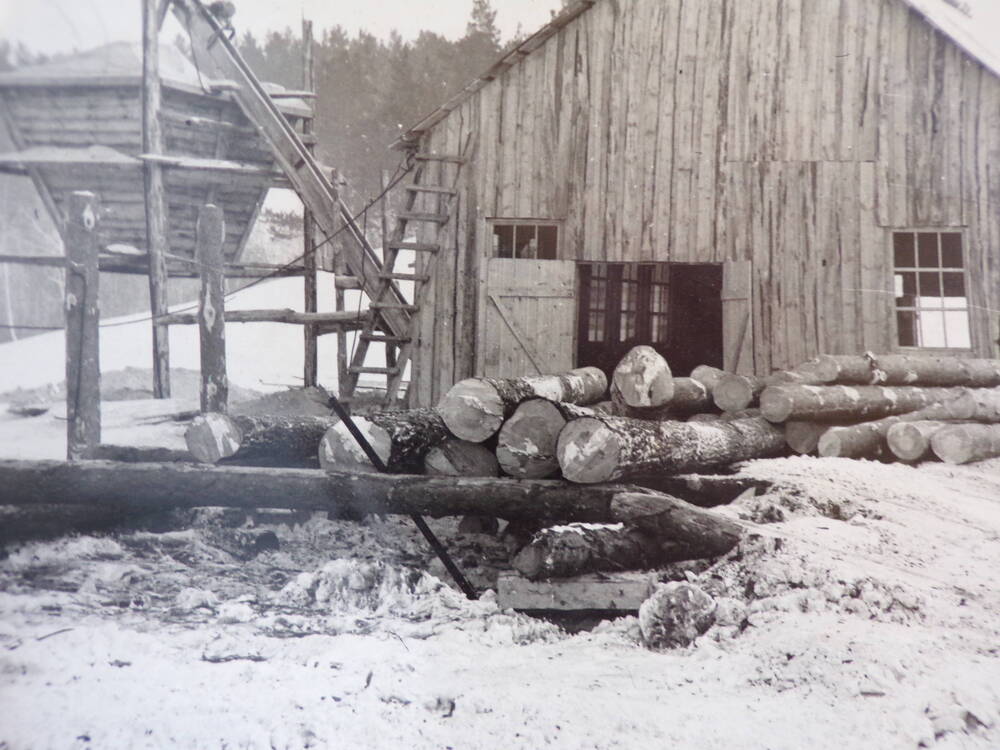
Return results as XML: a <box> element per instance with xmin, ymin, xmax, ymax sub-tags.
<box><xmin>803</xmin><ymin>354</ymin><xmax>1000</xmax><ymax>387</ymax></box>
<box><xmin>438</xmin><ymin>367</ymin><xmax>607</xmax><ymax>442</ymax></box>
<box><xmin>760</xmin><ymin>385</ymin><xmax>970</xmax><ymax>423</ymax></box>
<box><xmin>186</xmin><ymin>413</ymin><xmax>334</xmax><ymax>466</ymax></box>
<box><xmin>318</xmin><ymin>408</ymin><xmax>450</xmax><ymax>473</ymax></box>
<box><xmin>612</xmin><ymin>346</ymin><xmax>674</xmax><ymax>408</ymax></box>
<box><xmin>931</xmin><ymin>424</ymin><xmax>1000</xmax><ymax>465</ymax></box>
<box><xmin>886</xmin><ymin>421</ymin><xmax>952</xmax><ymax>462</ymax></box>
<box><xmin>512</xmin><ymin>523</ymin><xmax>660</xmax><ymax>579</ymax></box>
<box><xmin>814</xmin><ymin>396</ymin><xmax>976</xmax><ymax>459</ymax></box>
<box><xmin>512</xmin><ymin>491</ymin><xmax>743</xmax><ymax>580</ymax></box>
<box><xmin>556</xmin><ymin>414</ymin><xmax>787</xmax><ymax>484</ymax></box>
<box><xmin>423</xmin><ymin>438</ymin><xmax>499</xmax><ymax>477</ymax></box>
<box><xmin>0</xmin><ymin>459</ymin><xmax>697</xmax><ymax>524</ymax></box>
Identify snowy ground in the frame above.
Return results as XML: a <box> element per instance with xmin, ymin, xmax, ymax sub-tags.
<box><xmin>1</xmin><ymin>406</ymin><xmax>999</xmax><ymax>748</ymax></box>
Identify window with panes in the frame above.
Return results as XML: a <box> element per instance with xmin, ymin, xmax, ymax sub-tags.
<box><xmin>893</xmin><ymin>231</ymin><xmax>971</xmax><ymax>349</ymax></box>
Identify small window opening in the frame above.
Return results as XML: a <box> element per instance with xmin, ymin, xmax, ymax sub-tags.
<box><xmin>491</xmin><ymin>220</ymin><xmax>559</xmax><ymax>259</ymax></box>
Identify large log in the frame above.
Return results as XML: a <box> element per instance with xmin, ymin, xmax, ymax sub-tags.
<box><xmin>612</xmin><ymin>346</ymin><xmax>673</xmax><ymax>408</ymax></box>
<box><xmin>689</xmin><ymin>365</ymin><xmax>727</xmax><ymax>394</ymax></box>
<box><xmin>886</xmin><ymin>421</ymin><xmax>952</xmax><ymax>462</ymax></box>
<box><xmin>0</xmin><ymin>459</ymin><xmax>711</xmax><ymax>525</ymax></box>
<box><xmin>760</xmin><ymin>384</ymin><xmax>970</xmax><ymax>423</ymax></box>
<box><xmin>512</xmin><ymin>491</ymin><xmax>742</xmax><ymax>580</ymax></box>
<box><xmin>318</xmin><ymin>408</ymin><xmax>451</xmax><ymax>473</ymax></box>
<box><xmin>815</xmin><ymin>394</ymin><xmax>997</xmax><ymax>459</ymax></box>
<box><xmin>186</xmin><ymin>413</ymin><xmax>335</xmax><ymax>466</ymax></box>
<box><xmin>931</xmin><ymin>424</ymin><xmax>1000</xmax><ymax>465</ymax></box>
<box><xmin>803</xmin><ymin>354</ymin><xmax>1000</xmax><ymax>387</ymax></box>
<box><xmin>556</xmin><ymin>414</ymin><xmax>786</xmax><ymax>484</ymax></box>
<box><xmin>438</xmin><ymin>367</ymin><xmax>607</xmax><ymax>442</ymax></box>
<box><xmin>496</xmin><ymin>398</ymin><xmax>565</xmax><ymax>478</ymax></box>
<box><xmin>783</xmin><ymin>421</ymin><xmax>845</xmax><ymax>455</ymax></box>
<box><xmin>712</xmin><ymin>369</ymin><xmax>824</xmax><ymax>413</ymax></box>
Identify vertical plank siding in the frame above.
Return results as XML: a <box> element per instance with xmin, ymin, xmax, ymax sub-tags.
<box><xmin>412</xmin><ymin>0</ymin><xmax>1000</xmax><ymax>403</ymax></box>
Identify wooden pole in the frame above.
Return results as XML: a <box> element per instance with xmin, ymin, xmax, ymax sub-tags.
<box><xmin>197</xmin><ymin>205</ymin><xmax>227</xmax><ymax>413</ymax></box>
<box><xmin>803</xmin><ymin>354</ymin><xmax>1000</xmax><ymax>387</ymax></box>
<box><xmin>0</xmin><ymin>459</ymin><xmax>697</xmax><ymax>526</ymax></box>
<box><xmin>65</xmin><ymin>191</ymin><xmax>101</xmax><ymax>461</ymax></box>
<box><xmin>331</xmin><ymin>170</ymin><xmax>350</xmax><ymax>395</ymax></box>
<box><xmin>380</xmin><ymin>169</ymin><xmax>398</xmax><ymax>385</ymax></box>
<box><xmin>142</xmin><ymin>0</ymin><xmax>171</xmax><ymax>398</ymax></box>
<box><xmin>302</xmin><ymin>18</ymin><xmax>318</xmax><ymax>388</ymax></box>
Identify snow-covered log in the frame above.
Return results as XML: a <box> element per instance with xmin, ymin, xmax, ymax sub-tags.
<box><xmin>318</xmin><ymin>408</ymin><xmax>450</xmax><ymax>473</ymax></box>
<box><xmin>611</xmin><ymin>378</ymin><xmax>713</xmax><ymax>420</ymax></box>
<box><xmin>437</xmin><ymin>368</ymin><xmax>607</xmax><ymax>442</ymax></box>
<box><xmin>612</xmin><ymin>346</ymin><xmax>674</xmax><ymax>408</ymax></box>
<box><xmin>556</xmin><ymin>414</ymin><xmax>786</xmax><ymax>484</ymax></box>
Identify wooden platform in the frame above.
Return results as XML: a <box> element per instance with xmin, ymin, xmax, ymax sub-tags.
<box><xmin>496</xmin><ymin>571</ymin><xmax>656</xmax><ymax>612</ymax></box>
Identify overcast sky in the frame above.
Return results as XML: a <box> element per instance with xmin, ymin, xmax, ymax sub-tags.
<box><xmin>0</xmin><ymin>1</ymin><xmax>564</xmax><ymax>57</ymax></box>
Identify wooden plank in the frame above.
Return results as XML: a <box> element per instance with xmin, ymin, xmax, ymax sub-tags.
<box><xmin>722</xmin><ymin>258</ymin><xmax>753</xmax><ymax>375</ymax></box>
<box><xmin>496</xmin><ymin>571</ymin><xmax>655</xmax><ymax>612</ymax></box>
<box><xmin>143</xmin><ymin>0</ymin><xmax>171</xmax><ymax>398</ymax></box>
<box><xmin>65</xmin><ymin>192</ymin><xmax>101</xmax><ymax>460</ymax></box>
<box><xmin>302</xmin><ymin>18</ymin><xmax>318</xmax><ymax>389</ymax></box>
<box><xmin>196</xmin><ymin>204</ymin><xmax>227</xmax><ymax>414</ymax></box>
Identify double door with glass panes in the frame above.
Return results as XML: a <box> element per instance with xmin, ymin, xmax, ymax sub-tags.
<box><xmin>576</xmin><ymin>262</ymin><xmax>724</xmax><ymax>378</ymax></box>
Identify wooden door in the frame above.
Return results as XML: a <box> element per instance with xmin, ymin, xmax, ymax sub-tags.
<box><xmin>480</xmin><ymin>258</ymin><xmax>576</xmax><ymax>377</ymax></box>
<box><xmin>722</xmin><ymin>260</ymin><xmax>754</xmax><ymax>375</ymax></box>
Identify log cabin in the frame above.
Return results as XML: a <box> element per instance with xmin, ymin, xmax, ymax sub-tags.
<box><xmin>396</xmin><ymin>0</ymin><xmax>1000</xmax><ymax>407</ymax></box>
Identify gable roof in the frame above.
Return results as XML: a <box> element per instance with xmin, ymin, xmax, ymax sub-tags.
<box><xmin>397</xmin><ymin>0</ymin><xmax>1000</xmax><ymax>146</ymax></box>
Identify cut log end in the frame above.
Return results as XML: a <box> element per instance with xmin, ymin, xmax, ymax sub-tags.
<box><xmin>511</xmin><ymin>543</ymin><xmax>546</xmax><ymax>579</ymax></box>
<box><xmin>424</xmin><ymin>438</ymin><xmax>499</xmax><ymax>477</ymax></box>
<box><xmin>886</xmin><ymin>421</ymin><xmax>947</xmax><ymax>462</ymax></box>
<box><xmin>713</xmin><ymin>374</ymin><xmax>760</xmax><ymax>413</ymax></box>
<box><xmin>185</xmin><ymin>412</ymin><xmax>242</xmax><ymax>463</ymax></box>
<box><xmin>931</xmin><ymin>424</ymin><xmax>1000</xmax><ymax>465</ymax></box>
<box><xmin>784</xmin><ymin>420</ymin><xmax>832</xmax><ymax>455</ymax></box>
<box><xmin>318</xmin><ymin>419</ymin><xmax>391</xmax><ymax>472</ymax></box>
<box><xmin>612</xmin><ymin>345</ymin><xmax>674</xmax><ymax>408</ymax></box>
<box><xmin>556</xmin><ymin>417</ymin><xmax>621</xmax><ymax>484</ymax></box>
<box><xmin>438</xmin><ymin>378</ymin><xmax>506</xmax><ymax>442</ymax></box>
<box><xmin>496</xmin><ymin>398</ymin><xmax>566</xmax><ymax>479</ymax></box>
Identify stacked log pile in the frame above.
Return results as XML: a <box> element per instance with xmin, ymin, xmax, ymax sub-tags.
<box><xmin>168</xmin><ymin>349</ymin><xmax>1000</xmax><ymax>586</ymax></box>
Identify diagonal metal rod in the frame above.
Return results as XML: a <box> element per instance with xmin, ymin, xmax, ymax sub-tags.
<box><xmin>327</xmin><ymin>396</ymin><xmax>479</xmax><ymax>600</ymax></box>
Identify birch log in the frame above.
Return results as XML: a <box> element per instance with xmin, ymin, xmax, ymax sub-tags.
<box><xmin>760</xmin><ymin>385</ymin><xmax>969</xmax><ymax>423</ymax></box>
<box><xmin>612</xmin><ymin>346</ymin><xmax>674</xmax><ymax>408</ymax></box>
<box><xmin>186</xmin><ymin>413</ymin><xmax>334</xmax><ymax>466</ymax></box>
<box><xmin>804</xmin><ymin>354</ymin><xmax>1000</xmax><ymax>386</ymax></box>
<box><xmin>318</xmin><ymin>408</ymin><xmax>450</xmax><ymax>473</ymax></box>
<box><xmin>931</xmin><ymin>424</ymin><xmax>1000</xmax><ymax>465</ymax></box>
<box><xmin>438</xmin><ymin>367</ymin><xmax>607</xmax><ymax>442</ymax></box>
<box><xmin>886</xmin><ymin>421</ymin><xmax>951</xmax><ymax>462</ymax></box>
<box><xmin>556</xmin><ymin>415</ymin><xmax>786</xmax><ymax>484</ymax></box>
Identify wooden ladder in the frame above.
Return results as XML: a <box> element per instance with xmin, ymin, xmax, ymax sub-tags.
<box><xmin>343</xmin><ymin>146</ymin><xmax>470</xmax><ymax>406</ymax></box>
<box><xmin>172</xmin><ymin>0</ymin><xmax>410</xmax><ymax>341</ymax></box>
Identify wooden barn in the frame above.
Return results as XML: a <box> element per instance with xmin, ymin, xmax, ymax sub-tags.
<box><xmin>396</xmin><ymin>0</ymin><xmax>1000</xmax><ymax>407</ymax></box>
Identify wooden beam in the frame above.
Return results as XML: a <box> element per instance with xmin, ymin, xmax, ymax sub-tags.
<box><xmin>143</xmin><ymin>0</ymin><xmax>171</xmax><ymax>398</ymax></box>
<box><xmin>302</xmin><ymin>18</ymin><xmax>318</xmax><ymax>388</ymax></box>
<box><xmin>65</xmin><ymin>192</ymin><xmax>101</xmax><ymax>460</ymax></box>
<box><xmin>197</xmin><ymin>204</ymin><xmax>228</xmax><ymax>413</ymax></box>
<box><xmin>496</xmin><ymin>572</ymin><xmax>656</xmax><ymax>612</ymax></box>
<box><xmin>160</xmin><ymin>308</ymin><xmax>364</xmax><ymax>327</ymax></box>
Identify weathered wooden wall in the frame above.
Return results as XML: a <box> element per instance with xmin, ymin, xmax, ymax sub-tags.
<box><xmin>410</xmin><ymin>0</ymin><xmax>1000</xmax><ymax>405</ymax></box>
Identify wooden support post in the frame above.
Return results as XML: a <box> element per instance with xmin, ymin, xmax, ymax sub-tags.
<box><xmin>197</xmin><ymin>204</ymin><xmax>227</xmax><ymax>413</ymax></box>
<box><xmin>142</xmin><ymin>0</ymin><xmax>171</xmax><ymax>398</ymax></box>
<box><xmin>381</xmin><ymin>169</ymin><xmax>398</xmax><ymax>394</ymax></box>
<box><xmin>302</xmin><ymin>19</ymin><xmax>318</xmax><ymax>388</ymax></box>
<box><xmin>331</xmin><ymin>169</ymin><xmax>350</xmax><ymax>395</ymax></box>
<box><xmin>65</xmin><ymin>191</ymin><xmax>101</xmax><ymax>460</ymax></box>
